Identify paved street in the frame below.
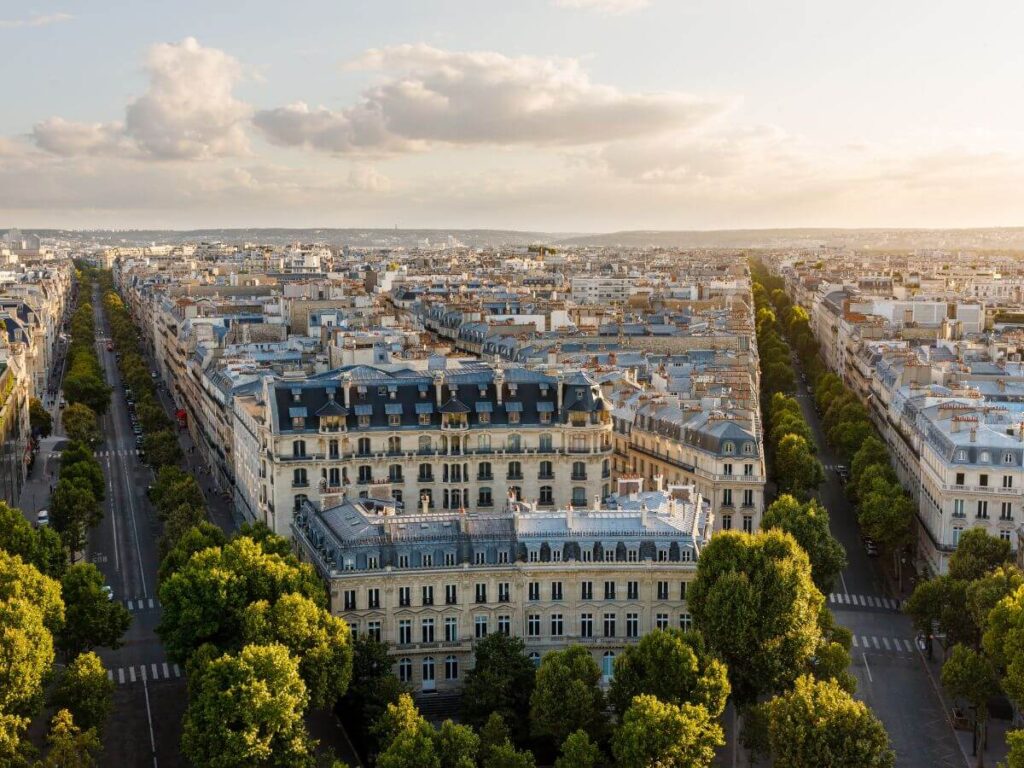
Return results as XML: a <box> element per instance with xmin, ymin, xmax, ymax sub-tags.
<box><xmin>790</xmin><ymin>362</ymin><xmax>969</xmax><ymax>768</ymax></box>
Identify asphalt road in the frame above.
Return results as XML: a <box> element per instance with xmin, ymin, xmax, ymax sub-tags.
<box><xmin>789</xmin><ymin>358</ymin><xmax>968</xmax><ymax>768</ymax></box>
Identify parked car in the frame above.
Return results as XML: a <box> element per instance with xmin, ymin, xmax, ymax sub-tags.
<box><xmin>101</xmin><ymin>585</ymin><xmax>113</xmax><ymax>601</ymax></box>
<box><xmin>36</xmin><ymin>509</ymin><xmax>49</xmax><ymax>526</ymax></box>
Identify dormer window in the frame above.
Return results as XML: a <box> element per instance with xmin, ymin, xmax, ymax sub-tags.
<box><xmin>291</xmin><ymin>388</ymin><xmax>302</xmax><ymax>403</ymax></box>
<box><xmin>1005</xmin><ymin>452</ymin><xmax>1015</xmax><ymax>465</ymax></box>
<box><xmin>981</xmin><ymin>451</ymin><xmax>991</xmax><ymax>463</ymax></box>
<box><xmin>377</xmin><ymin>386</ymin><xmax>387</xmax><ymax>396</ymax></box>
<box><xmin>742</xmin><ymin>442</ymin><xmax>754</xmax><ymax>455</ymax></box>
<box><xmin>292</xmin><ymin>417</ymin><xmax>304</xmax><ymax>429</ymax></box>
<box><xmin>956</xmin><ymin>450</ymin><xmax>967</xmax><ymax>461</ymax></box>
<box><xmin>723</xmin><ymin>442</ymin><xmax>735</xmax><ymax>455</ymax></box>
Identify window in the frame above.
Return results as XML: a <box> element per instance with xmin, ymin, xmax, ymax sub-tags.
<box><xmin>478</xmin><ymin>462</ymin><xmax>493</xmax><ymax>480</ymax></box>
<box><xmin>509</xmin><ymin>411</ymin><xmax>520</xmax><ymax>425</ymax></box>
<box><xmin>539</xmin><ymin>461</ymin><xmax>554</xmax><ymax>479</ymax></box>
<box><xmin>952</xmin><ymin>527</ymin><xmax>964</xmax><ymax>546</ymax></box>
<box><xmin>419</xmin><ymin>436</ymin><xmax>432</xmax><ymax>452</ymax></box>
<box><xmin>498</xmin><ymin>615</ymin><xmax>511</xmax><ymax>635</ymax></box>
<box><xmin>475</xmin><ymin>583</ymin><xmax>487</xmax><ymax>604</ymax></box>
<box><xmin>723</xmin><ymin>441</ymin><xmax>735</xmax><ymax>455</ymax></box>
<box><xmin>507</xmin><ymin>434</ymin><xmax>521</xmax><ymax>451</ymax></box>
<box><xmin>399</xmin><ymin>586</ymin><xmax>411</xmax><ymax>607</ymax></box>
<box><xmin>1005</xmin><ymin>475</ymin><xmax>1015</xmax><ymax>489</ymax></box>
<box><xmin>1002</xmin><ymin>502</ymin><xmax>1014</xmax><ymax>521</ymax></box>
<box><xmin>292</xmin><ymin>440</ymin><xmax>306</xmax><ymax>458</ymax></box>
<box><xmin>529</xmin><ymin>550</ymin><xmax>539</xmax><ymax>563</ymax></box>
<box><xmin>479</xmin><ymin>487</ymin><xmax>493</xmax><ymax>507</ymax></box>
<box><xmin>582</xmin><ymin>549</ymin><xmax>592</xmax><ymax>563</ymax></box>
<box><xmin>398</xmin><ymin>658</ymin><xmax>412</xmax><ymax>683</ymax></box>
<box><xmin>474</xmin><ymin>615</ymin><xmax>488</xmax><ymax>639</ymax></box>
<box><xmin>680</xmin><ymin>582</ymin><xmax>688</xmax><ymax>601</ymax></box>
<box><xmin>398</xmin><ymin>620</ymin><xmax>412</xmax><ymax>645</ymax></box>
<box><xmin>627</xmin><ymin>581</ymin><xmax>639</xmax><ymax>600</ymax></box>
<box><xmin>955</xmin><ymin>472</ymin><xmax>965</xmax><ymax>486</ymax></box>
<box><xmin>389</xmin><ymin>464</ymin><xmax>403</xmax><ymax>483</ymax></box>
<box><xmin>657</xmin><ymin>581</ymin><xmax>669</xmax><ymax>600</ymax></box>
<box><xmin>398</xmin><ymin>555</ymin><xmax>410</xmax><ymax>569</ymax></box>
<box><xmin>422</xmin><ymin>554</ymin><xmax>433</xmax><ymax>568</ymax></box>
<box><xmin>679</xmin><ymin>613</ymin><xmax>693</xmax><ymax>632</ymax></box>
<box><xmin>445</xmin><ymin>552</ymin><xmax>456</xmax><ymax>567</ymax></box>
<box><xmin>529</xmin><ymin>652</ymin><xmax>541</xmax><ymax>668</ymax></box>
<box><xmin>389</xmin><ymin>413</ymin><xmax>400</xmax><ymax>427</ymax></box>
<box><xmin>1001</xmin><ymin>530</ymin><xmax>1013</xmax><ymax>542</ymax></box>
<box><xmin>656</xmin><ymin>613</ymin><xmax>669</xmax><ymax>630</ymax></box>
<box><xmin>368</xmin><ymin>556</ymin><xmax>379</xmax><ymax>569</ymax></box>
<box><xmin>419</xmin><ymin>463</ymin><xmax>433</xmax><ymax>482</ymax></box>
<box><xmin>978</xmin><ymin>500</ymin><xmax>989</xmax><ymax>519</ymax></box>
<box><xmin>572</xmin><ymin>461</ymin><xmax>587</xmax><ymax>480</ymax></box>
<box><xmin>602</xmin><ymin>652</ymin><xmax>615</xmax><ymax>682</ymax></box>
<box><xmin>722</xmin><ymin>488</ymin><xmax>733</xmax><ymax>507</ymax></box>
<box><xmin>627</xmin><ymin>549</ymin><xmax>638</xmax><ymax>563</ymax></box>
<box><xmin>580</xmin><ymin>613</ymin><xmax>593</xmax><ymax>638</ymax></box>
<box><xmin>422</xmin><ymin>657</ymin><xmax>435</xmax><ymax>686</ymax></box>
<box><xmin>551</xmin><ymin>614</ymin><xmax>564</xmax><ymax>637</ymax></box>
<box><xmin>953</xmin><ymin>499</ymin><xmax>965</xmax><ymax>518</ymax></box>
<box><xmin>552</xmin><ymin>548</ymin><xmax>562</xmax><ymax>562</ymax></box>
<box><xmin>1005</xmin><ymin>452</ymin><xmax>1016</xmax><ymax>465</ymax></box>
<box><xmin>498</xmin><ymin>582</ymin><xmax>511</xmax><ymax>602</ymax></box>
<box><xmin>367</xmin><ymin>588</ymin><xmax>380</xmax><ymax>609</ymax></box>
<box><xmin>744</xmin><ymin>463</ymin><xmax>754</xmax><ymax>476</ymax></box>
<box><xmin>528</xmin><ymin>582</ymin><xmax>540</xmax><ymax>601</ymax></box>
<box><xmin>293</xmin><ymin>468</ymin><xmax>307</xmax><ymax>487</ymax></box>
<box><xmin>743</xmin><ymin>515</ymin><xmax>753</xmax><ymax>533</ymax></box>
<box><xmin>723</xmin><ymin>463</ymin><xmax>733</xmax><ymax>476</ymax></box>
<box><xmin>539</xmin><ymin>433</ymin><xmax>553</xmax><ymax>451</ymax></box>
<box><xmin>581</xmin><ymin>581</ymin><xmax>593</xmax><ymax>600</ymax></box>
<box><xmin>743</xmin><ymin>489</ymin><xmax>754</xmax><ymax>507</ymax></box>
<box><xmin>421</xmin><ymin>618</ymin><xmax>435</xmax><ymax>643</ymax></box>
<box><xmin>539</xmin><ymin>486</ymin><xmax>554</xmax><ymax>505</ymax></box>
<box><xmin>445</xmin><ymin>617</ymin><xmax>458</xmax><ymax>642</ymax></box>
<box><xmin>328</xmin><ymin>439</ymin><xmax>339</xmax><ymax>459</ymax></box>
<box><xmin>603</xmin><ymin>613</ymin><xmax>616</xmax><ymax>638</ymax></box>
<box><xmin>358</xmin><ymin>465</ymin><xmax>372</xmax><ymax>484</ymax></box>
<box><xmin>478</xmin><ymin>435</ymin><xmax>491</xmax><ymax>451</ymax></box>
<box><xmin>422</xmin><ymin>586</ymin><xmax>434</xmax><ymax>606</ymax></box>
<box><xmin>551</xmin><ymin>581</ymin><xmax>563</xmax><ymax>601</ymax></box>
<box><xmin>527</xmin><ymin>614</ymin><xmax>541</xmax><ymax>637</ymax></box>
<box><xmin>722</xmin><ymin>514</ymin><xmax>732</xmax><ymax>530</ymax></box>
<box><xmin>498</xmin><ymin>551</ymin><xmax>509</xmax><ymax>564</ymax></box>
<box><xmin>343</xmin><ymin>590</ymin><xmax>356</xmax><ymax>610</ymax></box>
<box><xmin>445</xmin><ymin>655</ymin><xmax>459</xmax><ymax>680</ymax></box>
<box><xmin>743</xmin><ymin>442</ymin><xmax>755</xmax><ymax>455</ymax></box>
<box><xmin>604</xmin><ymin>581</ymin><xmax>616</xmax><ymax>600</ymax></box>
<box><xmin>572</xmin><ymin>487</ymin><xmax>587</xmax><ymax>506</ymax></box>
<box><xmin>474</xmin><ymin>551</ymin><xmax>485</xmax><ymax>565</ymax></box>
<box><xmin>356</xmin><ymin>437</ymin><xmax>370</xmax><ymax>455</ymax></box>
<box><xmin>367</xmin><ymin>621</ymin><xmax>381</xmax><ymax>641</ymax></box>
<box><xmin>508</xmin><ymin>461</ymin><xmax>522</xmax><ymax>480</ymax></box>
<box><xmin>626</xmin><ymin>612</ymin><xmax>639</xmax><ymax>638</ymax></box>
<box><xmin>980</xmin><ymin>474</ymin><xmax>990</xmax><ymax>488</ymax></box>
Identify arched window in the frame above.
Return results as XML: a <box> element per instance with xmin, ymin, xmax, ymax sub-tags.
<box><xmin>508</xmin><ymin>461</ymin><xmax>522</xmax><ymax>480</ymax></box>
<box><xmin>293</xmin><ymin>468</ymin><xmax>307</xmax><ymax>486</ymax></box>
<box><xmin>507</xmin><ymin>434</ymin><xmax>521</xmax><ymax>451</ymax></box>
<box><xmin>398</xmin><ymin>658</ymin><xmax>412</xmax><ymax>683</ymax></box>
<box><xmin>392</xmin><ymin>489</ymin><xmax>403</xmax><ymax>505</ymax></box>
<box><xmin>722</xmin><ymin>441</ymin><xmax>735</xmax><ymax>455</ymax></box>
<box><xmin>388</xmin><ymin>464</ymin><xmax>403</xmax><ymax>482</ymax></box>
<box><xmin>572</xmin><ymin>487</ymin><xmax>587</xmax><ymax>506</ymax></box>
<box><xmin>293</xmin><ymin>494</ymin><xmax>307</xmax><ymax>511</ymax></box>
<box><xmin>572</xmin><ymin>461</ymin><xmax>586</xmax><ymax>480</ymax></box>
<box><xmin>742</xmin><ymin>442</ymin><xmax>755</xmax><ymax>455</ymax></box>
<box><xmin>539</xmin><ymin>433</ymin><xmax>553</xmax><ymax>452</ymax></box>
<box><xmin>419</xmin><ymin>435</ymin><xmax>432</xmax><ymax>452</ymax></box>
<box><xmin>539</xmin><ymin>460</ymin><xmax>553</xmax><ymax>479</ymax></box>
<box><xmin>478</xmin><ymin>434</ymin><xmax>491</xmax><ymax>451</ymax></box>
<box><xmin>292</xmin><ymin>440</ymin><xmax>306</xmax><ymax>458</ymax></box>
<box><xmin>388</xmin><ymin>436</ymin><xmax>402</xmax><ymax>453</ymax></box>
<box><xmin>357</xmin><ymin>437</ymin><xmax>371</xmax><ymax>455</ymax></box>
<box><xmin>445</xmin><ymin>655</ymin><xmax>458</xmax><ymax>680</ymax></box>
<box><xmin>602</xmin><ymin>651</ymin><xmax>615</xmax><ymax>681</ymax></box>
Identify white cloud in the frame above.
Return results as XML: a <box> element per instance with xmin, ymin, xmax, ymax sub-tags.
<box><xmin>32</xmin><ymin>37</ymin><xmax>249</xmax><ymax>160</ymax></box>
<box><xmin>553</xmin><ymin>0</ymin><xmax>650</xmax><ymax>14</ymax></box>
<box><xmin>0</xmin><ymin>13</ymin><xmax>73</xmax><ymax>29</ymax></box>
<box><xmin>254</xmin><ymin>44</ymin><xmax>723</xmax><ymax>154</ymax></box>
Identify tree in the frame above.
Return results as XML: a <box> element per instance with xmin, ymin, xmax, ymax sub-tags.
<box><xmin>763</xmin><ymin>675</ymin><xmax>893</xmax><ymax>768</ymax></box>
<box><xmin>858</xmin><ymin>483</ymin><xmax>913</xmax><ymax>575</ymax></box>
<box><xmin>182</xmin><ymin>643</ymin><xmax>313</xmax><ymax>768</ymax></box>
<box><xmin>142</xmin><ymin>430</ymin><xmax>183</xmax><ymax>469</ymax></box>
<box><xmin>157</xmin><ymin>521</ymin><xmax>226</xmax><ymax>582</ymax></box>
<box><xmin>942</xmin><ymin>645</ymin><xmax>999</xmax><ymax>768</ymax></box>
<box><xmin>482</xmin><ymin>743</ymin><xmax>536</xmax><ymax>768</ymax></box>
<box><xmin>159</xmin><ymin>504</ymin><xmax>209</xmax><ymax>558</ymax></box>
<box><xmin>374</xmin><ymin>695</ymin><xmax>440</xmax><ymax>768</ymax></box>
<box><xmin>62</xmin><ymin>369</ymin><xmax>109</xmax><ymax>417</ymax></box>
<box><xmin>47</xmin><ymin>651</ymin><xmax>113</xmax><ymax>735</ymax></box>
<box><xmin>29</xmin><ymin>398</ymin><xmax>52</xmax><ymax>438</ymax></box>
<box><xmin>62</xmin><ymin>404</ymin><xmax>100</xmax><ymax>446</ymax></box>
<box><xmin>907</xmin><ymin>576</ymin><xmax>976</xmax><ymax>652</ymax></box>
<box><xmin>611</xmin><ymin>694</ymin><xmax>723</xmax><ymax>768</ymax></box>
<box><xmin>828</xmin><ymin>419</ymin><xmax>874</xmax><ymax>462</ymax></box>
<box><xmin>340</xmin><ymin>636</ymin><xmax>408</xmax><ymax>750</ymax></box>
<box><xmin>762</xmin><ymin>495</ymin><xmax>847</xmax><ymax>593</ymax></box>
<box><xmin>461</xmin><ymin>633</ymin><xmax>535</xmax><ymax>740</ymax></box>
<box><xmin>689</xmin><ymin>530</ymin><xmax>823</xmax><ymax>707</ymax></box>
<box><xmin>983</xmin><ymin>584</ymin><xmax>1024</xmax><ymax>708</ymax></box>
<box><xmin>240</xmin><ymin>592</ymin><xmax>353</xmax><ymax>709</ymax></box>
<box><xmin>49</xmin><ymin>479</ymin><xmax>101</xmax><ymax>557</ymax></box>
<box><xmin>1006</xmin><ymin>730</ymin><xmax>1024</xmax><ymax>768</ymax></box>
<box><xmin>436</xmin><ymin>720</ymin><xmax>480</xmax><ymax>768</ymax></box>
<box><xmin>850</xmin><ymin>436</ymin><xmax>889</xmax><ymax>489</ymax></box>
<box><xmin>57</xmin><ymin>563</ymin><xmax>131</xmax><ymax>659</ymax></box>
<box><xmin>554</xmin><ymin>730</ymin><xmax>602</xmax><ymax>768</ymax></box>
<box><xmin>0</xmin><ymin>501</ymin><xmax>66</xmax><ymax>579</ymax></box>
<box><xmin>774</xmin><ymin>434</ymin><xmax>824</xmax><ymax>498</ymax></box>
<box><xmin>39</xmin><ymin>710</ymin><xmax>100</xmax><ymax>768</ymax></box>
<box><xmin>608</xmin><ymin>628</ymin><xmax>729</xmax><ymax>717</ymax></box>
<box><xmin>530</xmin><ymin>645</ymin><xmax>606</xmax><ymax>745</ymax></box>
<box><xmin>157</xmin><ymin>535</ymin><xmax>325</xmax><ymax>662</ymax></box>
<box><xmin>949</xmin><ymin>528</ymin><xmax>1012</xmax><ymax>583</ymax></box>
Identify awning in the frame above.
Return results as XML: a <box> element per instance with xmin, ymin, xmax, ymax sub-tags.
<box><xmin>536</xmin><ymin>401</ymin><xmax>555</xmax><ymax>412</ymax></box>
<box><xmin>288</xmin><ymin>407</ymin><xmax>308</xmax><ymax>418</ymax></box>
<box><xmin>415</xmin><ymin>402</ymin><xmax>434</xmax><ymax>414</ymax></box>
<box><xmin>475</xmin><ymin>401</ymin><xmax>494</xmax><ymax>413</ymax></box>
<box><xmin>384</xmin><ymin>403</ymin><xmax>404</xmax><ymax>415</ymax></box>
<box><xmin>504</xmin><ymin>401</ymin><xmax>523</xmax><ymax>412</ymax></box>
<box><xmin>354</xmin><ymin>404</ymin><xmax>373</xmax><ymax>416</ymax></box>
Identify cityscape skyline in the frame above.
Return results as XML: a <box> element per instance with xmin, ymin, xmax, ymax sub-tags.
<box><xmin>4</xmin><ymin>1</ymin><xmax>1024</xmax><ymax>230</ymax></box>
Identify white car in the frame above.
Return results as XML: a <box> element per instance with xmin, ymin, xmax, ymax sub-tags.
<box><xmin>36</xmin><ymin>509</ymin><xmax>49</xmax><ymax>526</ymax></box>
<box><xmin>101</xmin><ymin>585</ymin><xmax>113</xmax><ymax>601</ymax></box>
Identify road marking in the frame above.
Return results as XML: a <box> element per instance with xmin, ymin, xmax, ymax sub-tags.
<box><xmin>868</xmin><ymin>596</ymin><xmax>878</xmax><ymax>608</ymax></box>
<box><xmin>129</xmin><ymin>666</ymin><xmax>136</xmax><ymax>683</ymax></box>
<box><xmin>851</xmin><ymin>635</ymin><xmax>859</xmax><ymax>648</ymax></box>
<box><xmin>148</xmin><ymin>598</ymin><xmax>155</xmax><ymax>609</ymax></box>
<box><xmin>829</xmin><ymin>592</ymin><xmax>836</xmax><ymax>602</ymax></box>
<box><xmin>882</xmin><ymin>637</ymin><xmax>891</xmax><ymax>650</ymax></box>
<box><xmin>861</xmin><ymin>635</ymin><xmax>870</xmax><ymax>648</ymax></box>
<box><xmin>107</xmin><ymin>670</ymin><xmax>113</xmax><ymax>682</ymax></box>
<box><xmin>118</xmin><ymin>668</ymin><xmax>125</xmax><ymax>684</ymax></box>
<box><xmin>173</xmin><ymin>664</ymin><xmax>181</xmax><ymax>678</ymax></box>
<box><xmin>162</xmin><ymin>662</ymin><xmax>169</xmax><ymax>679</ymax></box>
<box><xmin>863</xmin><ymin>652</ymin><xmax>873</xmax><ymax>683</ymax></box>
<box><xmin>127</xmin><ymin>600</ymin><xmax>134</xmax><ymax>610</ymax></box>
<box><xmin>871</xmin><ymin>636</ymin><xmax>880</xmax><ymax>649</ymax></box>
<box><xmin>903</xmin><ymin>639</ymin><xmax>913</xmax><ymax>652</ymax></box>
<box><xmin>151</xmin><ymin>663</ymin><xmax>158</xmax><ymax>679</ymax></box>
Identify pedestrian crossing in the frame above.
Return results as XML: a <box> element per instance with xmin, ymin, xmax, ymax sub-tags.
<box><xmin>107</xmin><ymin>662</ymin><xmax>182</xmax><ymax>685</ymax></box>
<box><xmin>828</xmin><ymin>592</ymin><xmax>903</xmax><ymax>611</ymax></box>
<box><xmin>123</xmin><ymin>597</ymin><xmax>160</xmax><ymax>612</ymax></box>
<box><xmin>94</xmin><ymin>449</ymin><xmax>143</xmax><ymax>457</ymax></box>
<box><xmin>851</xmin><ymin>634</ymin><xmax>918</xmax><ymax>656</ymax></box>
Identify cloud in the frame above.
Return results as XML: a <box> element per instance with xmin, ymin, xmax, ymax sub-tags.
<box><xmin>254</xmin><ymin>44</ymin><xmax>723</xmax><ymax>154</ymax></box>
<box><xmin>553</xmin><ymin>0</ymin><xmax>650</xmax><ymax>14</ymax></box>
<box><xmin>0</xmin><ymin>13</ymin><xmax>73</xmax><ymax>29</ymax></box>
<box><xmin>32</xmin><ymin>37</ymin><xmax>249</xmax><ymax>160</ymax></box>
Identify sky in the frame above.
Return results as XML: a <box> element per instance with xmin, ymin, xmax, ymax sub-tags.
<box><xmin>3</xmin><ymin>0</ymin><xmax>1024</xmax><ymax>231</ymax></box>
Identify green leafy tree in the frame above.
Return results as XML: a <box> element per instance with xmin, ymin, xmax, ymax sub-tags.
<box><xmin>49</xmin><ymin>479</ymin><xmax>101</xmax><ymax>557</ymax></box>
<box><xmin>1005</xmin><ymin>730</ymin><xmax>1024</xmax><ymax>768</ymax></box>
<box><xmin>906</xmin><ymin>576</ymin><xmax>975</xmax><ymax>651</ymax></box>
<box><xmin>461</xmin><ymin>633</ymin><xmax>535</xmax><ymax>740</ymax></box>
<box><xmin>948</xmin><ymin>528</ymin><xmax>1012</xmax><ymax>582</ymax></box>
<box><xmin>47</xmin><ymin>651</ymin><xmax>113</xmax><ymax>735</ymax></box>
<box><xmin>240</xmin><ymin>592</ymin><xmax>353</xmax><ymax>709</ymax></box>
<box><xmin>182</xmin><ymin>643</ymin><xmax>313</xmax><ymax>768</ymax></box>
<box><xmin>61</xmin><ymin>404</ymin><xmax>100</xmax><ymax>446</ymax></box>
<box><xmin>157</xmin><ymin>521</ymin><xmax>226</xmax><ymax>582</ymax></box>
<box><xmin>39</xmin><ymin>709</ymin><xmax>100</xmax><ymax>768</ymax></box>
<box><xmin>482</xmin><ymin>743</ymin><xmax>536</xmax><ymax>768</ymax></box>
<box><xmin>858</xmin><ymin>483</ymin><xmax>913</xmax><ymax>573</ymax></box>
<box><xmin>29</xmin><ymin>398</ymin><xmax>52</xmax><ymax>438</ymax></box>
<box><xmin>689</xmin><ymin>529</ymin><xmax>823</xmax><ymax>707</ymax></box>
<box><xmin>530</xmin><ymin>645</ymin><xmax>607</xmax><ymax>744</ymax></box>
<box><xmin>942</xmin><ymin>645</ymin><xmax>999</xmax><ymax>768</ymax></box>
<box><xmin>850</xmin><ymin>437</ymin><xmax>890</xmax><ymax>489</ymax></box>
<box><xmin>968</xmin><ymin>566</ymin><xmax>1024</xmax><ymax>637</ymax></box>
<box><xmin>763</xmin><ymin>674</ymin><xmax>893</xmax><ymax>768</ymax></box>
<box><xmin>157</xmin><ymin>535</ymin><xmax>325</xmax><ymax>662</ymax></box>
<box><xmin>436</xmin><ymin>720</ymin><xmax>480</xmax><ymax>768</ymax></box>
<box><xmin>340</xmin><ymin>636</ymin><xmax>408</xmax><ymax>750</ymax></box>
<box><xmin>774</xmin><ymin>434</ymin><xmax>824</xmax><ymax>499</ymax></box>
<box><xmin>608</xmin><ymin>628</ymin><xmax>729</xmax><ymax>717</ymax></box>
<box><xmin>375</xmin><ymin>696</ymin><xmax>440</xmax><ymax>768</ymax></box>
<box><xmin>554</xmin><ymin>730</ymin><xmax>602</xmax><ymax>768</ymax></box>
<box><xmin>0</xmin><ymin>501</ymin><xmax>66</xmax><ymax>578</ymax></box>
<box><xmin>763</xmin><ymin>495</ymin><xmax>847</xmax><ymax>593</ymax></box>
<box><xmin>611</xmin><ymin>694</ymin><xmax>723</xmax><ymax>768</ymax></box>
<box><xmin>828</xmin><ymin>419</ymin><xmax>874</xmax><ymax>462</ymax></box>
<box><xmin>159</xmin><ymin>504</ymin><xmax>209</xmax><ymax>558</ymax></box>
<box><xmin>57</xmin><ymin>563</ymin><xmax>131</xmax><ymax>659</ymax></box>
<box><xmin>142</xmin><ymin>430</ymin><xmax>183</xmax><ymax>470</ymax></box>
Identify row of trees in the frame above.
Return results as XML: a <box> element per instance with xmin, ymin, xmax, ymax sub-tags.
<box><xmin>101</xmin><ymin>284</ymin><xmax>183</xmax><ymax>470</ymax></box>
<box><xmin>49</xmin><ymin>441</ymin><xmax>105</xmax><ymax>558</ymax></box>
<box><xmin>0</xmin><ymin>500</ymin><xmax>130</xmax><ymax>765</ymax></box>
<box><xmin>62</xmin><ymin>268</ymin><xmax>110</xmax><ymax>418</ymax></box>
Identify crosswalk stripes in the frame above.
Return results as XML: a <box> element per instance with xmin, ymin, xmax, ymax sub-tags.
<box><xmin>123</xmin><ymin>597</ymin><xmax>160</xmax><ymax>612</ymax></box>
<box><xmin>851</xmin><ymin>634</ymin><xmax>918</xmax><ymax>656</ymax></box>
<box><xmin>827</xmin><ymin>592</ymin><xmax>900</xmax><ymax>611</ymax></box>
<box><xmin>107</xmin><ymin>662</ymin><xmax>182</xmax><ymax>685</ymax></box>
<box><xmin>94</xmin><ymin>449</ymin><xmax>143</xmax><ymax>458</ymax></box>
